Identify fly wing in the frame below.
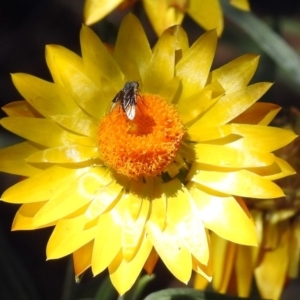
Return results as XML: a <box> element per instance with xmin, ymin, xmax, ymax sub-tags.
<box><xmin>124</xmin><ymin>104</ymin><xmax>136</xmax><ymax>120</ymax></box>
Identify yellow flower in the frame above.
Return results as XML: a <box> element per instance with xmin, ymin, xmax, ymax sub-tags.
<box><xmin>0</xmin><ymin>14</ymin><xmax>296</xmax><ymax>295</ymax></box>
<box><xmin>84</xmin><ymin>0</ymin><xmax>250</xmax><ymax>36</ymax></box>
<box><xmin>194</xmin><ymin>114</ymin><xmax>300</xmax><ymax>300</ymax></box>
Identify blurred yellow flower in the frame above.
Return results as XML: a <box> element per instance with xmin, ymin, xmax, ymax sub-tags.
<box><xmin>0</xmin><ymin>14</ymin><xmax>296</xmax><ymax>295</ymax></box>
<box><xmin>194</xmin><ymin>111</ymin><xmax>300</xmax><ymax>300</ymax></box>
<box><xmin>84</xmin><ymin>0</ymin><xmax>250</xmax><ymax>35</ymax></box>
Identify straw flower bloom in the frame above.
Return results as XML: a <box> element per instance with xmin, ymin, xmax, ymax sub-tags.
<box><xmin>84</xmin><ymin>0</ymin><xmax>250</xmax><ymax>36</ymax></box>
<box><xmin>0</xmin><ymin>14</ymin><xmax>296</xmax><ymax>295</ymax></box>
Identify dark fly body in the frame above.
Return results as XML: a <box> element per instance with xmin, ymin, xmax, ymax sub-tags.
<box><xmin>111</xmin><ymin>81</ymin><xmax>139</xmax><ymax>120</ymax></box>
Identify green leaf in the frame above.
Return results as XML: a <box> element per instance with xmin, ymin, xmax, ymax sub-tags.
<box><xmin>143</xmin><ymin>288</ymin><xmax>265</xmax><ymax>300</ymax></box>
<box><xmin>222</xmin><ymin>1</ymin><xmax>300</xmax><ymax>90</ymax></box>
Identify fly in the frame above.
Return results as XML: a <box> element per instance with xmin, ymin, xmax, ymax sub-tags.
<box><xmin>111</xmin><ymin>81</ymin><xmax>139</xmax><ymax>120</ymax></box>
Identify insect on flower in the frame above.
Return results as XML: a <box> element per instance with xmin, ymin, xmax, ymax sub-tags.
<box><xmin>110</xmin><ymin>81</ymin><xmax>139</xmax><ymax>120</ymax></box>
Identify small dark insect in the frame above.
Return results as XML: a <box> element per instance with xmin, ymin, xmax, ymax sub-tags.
<box><xmin>111</xmin><ymin>81</ymin><xmax>139</xmax><ymax>120</ymax></box>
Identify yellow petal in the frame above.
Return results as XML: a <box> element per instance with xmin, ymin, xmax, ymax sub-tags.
<box><xmin>163</xmin><ymin>179</ymin><xmax>209</xmax><ymax>264</ymax></box>
<box><xmin>143</xmin><ymin>26</ymin><xmax>181</xmax><ymax>94</ymax></box>
<box><xmin>235</xmin><ymin>245</ymin><xmax>254</xmax><ymax>297</ymax></box>
<box><xmin>80</xmin><ymin>25</ymin><xmax>123</xmax><ymax>87</ymax></box>
<box><xmin>122</xmin><ymin>193</ymin><xmax>150</xmax><ymax>262</ymax></box>
<box><xmin>178</xmin><ymin>90</ymin><xmax>212</xmax><ymax>124</ymax></box>
<box><xmin>83</xmin><ymin>0</ymin><xmax>123</xmax><ymax>25</ymax></box>
<box><xmin>85</xmin><ymin>180</ymin><xmax>124</xmax><ymax>220</ymax></box>
<box><xmin>26</xmin><ymin>145</ymin><xmax>98</xmax><ymax>164</ymax></box>
<box><xmin>47</xmin><ymin>216</ymin><xmax>97</xmax><ymax>259</ymax></box>
<box><xmin>193</xmin><ymin>82</ymin><xmax>272</xmax><ymax>127</ymax></box>
<box><xmin>209</xmin><ymin>54</ymin><xmax>259</xmax><ymax>93</ymax></box>
<box><xmin>12</xmin><ymin>202</ymin><xmax>48</xmax><ymax>230</ymax></box>
<box><xmin>33</xmin><ymin>167</ymin><xmax>111</xmax><ymax>226</ymax></box>
<box><xmin>211</xmin><ymin>233</ymin><xmax>236</xmax><ymax>292</ymax></box>
<box><xmin>187</xmin><ymin>182</ymin><xmax>257</xmax><ymax>245</ymax></box>
<box><xmin>109</xmin><ymin>233</ymin><xmax>152</xmax><ymax>295</ymax></box>
<box><xmin>73</xmin><ymin>241</ymin><xmax>93</xmax><ymax>275</ymax></box>
<box><xmin>288</xmin><ymin>219</ymin><xmax>300</xmax><ymax>278</ymax></box>
<box><xmin>147</xmin><ymin>223</ymin><xmax>192</xmax><ymax>283</ymax></box>
<box><xmin>46</xmin><ymin>45</ymin><xmax>108</xmax><ymax>119</ymax></box>
<box><xmin>143</xmin><ymin>0</ymin><xmax>185</xmax><ymax>36</ymax></box>
<box><xmin>2</xmin><ymin>166</ymin><xmax>87</xmax><ymax>203</ymax></box>
<box><xmin>229</xmin><ymin>124</ymin><xmax>298</xmax><ymax>152</ymax></box>
<box><xmin>230</xmin><ymin>0</ymin><xmax>250</xmax><ymax>11</ymax></box>
<box><xmin>92</xmin><ymin>212</ymin><xmax>122</xmax><ymax>275</ymax></box>
<box><xmin>2</xmin><ymin>100</ymin><xmax>40</xmax><ymax>117</ymax></box>
<box><xmin>46</xmin><ymin>44</ymin><xmax>84</xmax><ymax>86</ymax></box>
<box><xmin>255</xmin><ymin>227</ymin><xmax>290</xmax><ymax>300</ymax></box>
<box><xmin>231</xmin><ymin>102</ymin><xmax>281</xmax><ymax>125</ymax></box>
<box><xmin>11</xmin><ymin>73</ymin><xmax>84</xmax><ymax>118</ymax></box>
<box><xmin>189</xmin><ymin>169</ymin><xmax>284</xmax><ymax>199</ymax></box>
<box><xmin>192</xmin><ymin>253</ymin><xmax>213</xmax><ymax>282</ymax></box>
<box><xmin>148</xmin><ymin>179</ymin><xmax>167</xmax><ymax>232</ymax></box>
<box><xmin>0</xmin><ymin>117</ymin><xmax>94</xmax><ymax>148</ymax></box>
<box><xmin>187</xmin><ymin>0</ymin><xmax>223</xmax><ymax>35</ymax></box>
<box><xmin>194</xmin><ymin>143</ymin><xmax>275</xmax><ymax>168</ymax></box>
<box><xmin>114</xmin><ymin>14</ymin><xmax>151</xmax><ymax>81</ymax></box>
<box><xmin>0</xmin><ymin>142</ymin><xmax>41</xmax><ymax>176</ymax></box>
<box><xmin>176</xmin><ymin>30</ymin><xmax>217</xmax><ymax>96</ymax></box>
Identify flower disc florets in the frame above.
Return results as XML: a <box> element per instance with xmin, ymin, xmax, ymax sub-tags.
<box><xmin>98</xmin><ymin>93</ymin><xmax>185</xmax><ymax>178</ymax></box>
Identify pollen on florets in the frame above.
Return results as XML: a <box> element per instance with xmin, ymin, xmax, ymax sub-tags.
<box><xmin>97</xmin><ymin>93</ymin><xmax>185</xmax><ymax>178</ymax></box>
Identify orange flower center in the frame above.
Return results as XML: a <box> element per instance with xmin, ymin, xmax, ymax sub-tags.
<box><xmin>97</xmin><ymin>93</ymin><xmax>184</xmax><ymax>178</ymax></box>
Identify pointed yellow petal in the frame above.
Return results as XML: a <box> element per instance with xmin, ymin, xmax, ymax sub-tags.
<box><xmin>163</xmin><ymin>179</ymin><xmax>209</xmax><ymax>264</ymax></box>
<box><xmin>47</xmin><ymin>216</ymin><xmax>97</xmax><ymax>259</ymax></box>
<box><xmin>194</xmin><ymin>143</ymin><xmax>275</xmax><ymax>168</ymax></box>
<box><xmin>46</xmin><ymin>45</ymin><xmax>108</xmax><ymax>119</ymax></box>
<box><xmin>0</xmin><ymin>117</ymin><xmax>94</xmax><ymax>148</ymax></box>
<box><xmin>46</xmin><ymin>45</ymin><xmax>84</xmax><ymax>86</ymax></box>
<box><xmin>188</xmin><ymin>0</ymin><xmax>223</xmax><ymax>35</ymax></box>
<box><xmin>190</xmin><ymin>169</ymin><xmax>284</xmax><ymax>199</ymax></box>
<box><xmin>230</xmin><ymin>124</ymin><xmax>298</xmax><ymax>152</ymax></box>
<box><xmin>83</xmin><ymin>0</ymin><xmax>122</xmax><ymax>25</ymax></box>
<box><xmin>80</xmin><ymin>25</ymin><xmax>123</xmax><ymax>87</ymax></box>
<box><xmin>73</xmin><ymin>241</ymin><xmax>93</xmax><ymax>275</ymax></box>
<box><xmin>195</xmin><ymin>82</ymin><xmax>272</xmax><ymax>127</ymax></box>
<box><xmin>187</xmin><ymin>182</ymin><xmax>257</xmax><ymax>245</ymax></box>
<box><xmin>209</xmin><ymin>54</ymin><xmax>259</xmax><ymax>93</ymax></box>
<box><xmin>122</xmin><ymin>195</ymin><xmax>149</xmax><ymax>262</ymax></box>
<box><xmin>92</xmin><ymin>212</ymin><xmax>122</xmax><ymax>275</ymax></box>
<box><xmin>176</xmin><ymin>30</ymin><xmax>217</xmax><ymax>94</ymax></box>
<box><xmin>143</xmin><ymin>0</ymin><xmax>185</xmax><ymax>36</ymax></box>
<box><xmin>12</xmin><ymin>202</ymin><xmax>47</xmax><ymax>230</ymax></box>
<box><xmin>0</xmin><ymin>142</ymin><xmax>41</xmax><ymax>176</ymax></box>
<box><xmin>109</xmin><ymin>233</ymin><xmax>152</xmax><ymax>295</ymax></box>
<box><xmin>2</xmin><ymin>100</ymin><xmax>40</xmax><ymax>117</ymax></box>
<box><xmin>231</xmin><ymin>102</ymin><xmax>281</xmax><ymax>125</ymax></box>
<box><xmin>147</xmin><ymin>223</ymin><xmax>192</xmax><ymax>284</ymax></box>
<box><xmin>33</xmin><ymin>167</ymin><xmax>110</xmax><ymax>226</ymax></box>
<box><xmin>11</xmin><ymin>73</ymin><xmax>84</xmax><ymax>117</ymax></box>
<box><xmin>114</xmin><ymin>14</ymin><xmax>151</xmax><ymax>81</ymax></box>
<box><xmin>143</xmin><ymin>26</ymin><xmax>181</xmax><ymax>93</ymax></box>
<box><xmin>2</xmin><ymin>166</ymin><xmax>87</xmax><ymax>203</ymax></box>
